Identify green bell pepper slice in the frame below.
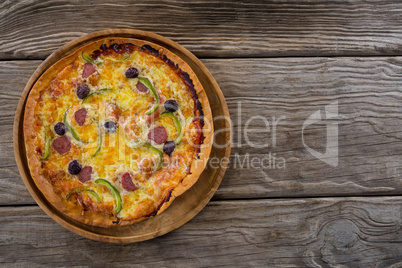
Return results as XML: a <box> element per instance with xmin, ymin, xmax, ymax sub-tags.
<box><xmin>119</xmin><ymin>53</ymin><xmax>130</xmax><ymax>61</ymax></box>
<box><xmin>82</xmin><ymin>52</ymin><xmax>103</xmax><ymax>65</ymax></box>
<box><xmin>66</xmin><ymin>189</ymin><xmax>101</xmax><ymax>202</ymax></box>
<box><xmin>82</xmin><ymin>88</ymin><xmax>114</xmax><ymax>103</ymax></box>
<box><xmin>138</xmin><ymin>77</ymin><xmax>160</xmax><ymax>115</ymax></box>
<box><xmin>161</xmin><ymin>111</ymin><xmax>182</xmax><ymax>144</ymax></box>
<box><xmin>143</xmin><ymin>143</ymin><xmax>164</xmax><ymax>171</ymax></box>
<box><xmin>92</xmin><ymin>129</ymin><xmax>102</xmax><ymax>157</ymax></box>
<box><xmin>63</xmin><ymin>108</ymin><xmax>83</xmax><ymax>142</ymax></box>
<box><xmin>41</xmin><ymin>129</ymin><xmax>51</xmax><ymax>160</ymax></box>
<box><xmin>95</xmin><ymin>179</ymin><xmax>122</xmax><ymax>214</ymax></box>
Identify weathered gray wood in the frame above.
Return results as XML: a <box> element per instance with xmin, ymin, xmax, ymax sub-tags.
<box><xmin>1</xmin><ymin>58</ymin><xmax>401</xmax><ymax>204</ymax></box>
<box><xmin>2</xmin><ymin>0</ymin><xmax>402</xmax><ymax>59</ymax></box>
<box><xmin>207</xmin><ymin>57</ymin><xmax>402</xmax><ymax>199</ymax></box>
<box><xmin>0</xmin><ymin>61</ymin><xmax>40</xmax><ymax>205</ymax></box>
<box><xmin>1</xmin><ymin>197</ymin><xmax>402</xmax><ymax>267</ymax></box>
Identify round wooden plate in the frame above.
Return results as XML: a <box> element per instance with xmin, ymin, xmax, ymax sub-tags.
<box><xmin>13</xmin><ymin>29</ymin><xmax>231</xmax><ymax>243</ymax></box>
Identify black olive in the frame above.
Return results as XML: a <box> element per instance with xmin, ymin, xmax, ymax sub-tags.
<box><xmin>92</xmin><ymin>50</ymin><xmax>101</xmax><ymax>59</ymax></box>
<box><xmin>104</xmin><ymin>121</ymin><xmax>117</xmax><ymax>133</ymax></box>
<box><xmin>54</xmin><ymin>122</ymin><xmax>67</xmax><ymax>136</ymax></box>
<box><xmin>77</xmin><ymin>84</ymin><xmax>90</xmax><ymax>99</ymax></box>
<box><xmin>163</xmin><ymin>141</ymin><xmax>175</xmax><ymax>156</ymax></box>
<box><xmin>68</xmin><ymin>160</ymin><xmax>82</xmax><ymax>175</ymax></box>
<box><xmin>125</xmin><ymin>67</ymin><xmax>139</xmax><ymax>78</ymax></box>
<box><xmin>100</xmin><ymin>44</ymin><xmax>107</xmax><ymax>51</ymax></box>
<box><xmin>111</xmin><ymin>43</ymin><xmax>121</xmax><ymax>52</ymax></box>
<box><xmin>164</xmin><ymin>99</ymin><xmax>179</xmax><ymax>112</ymax></box>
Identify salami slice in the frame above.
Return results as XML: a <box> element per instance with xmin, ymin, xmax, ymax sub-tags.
<box><xmin>78</xmin><ymin>166</ymin><xmax>92</xmax><ymax>183</ymax></box>
<box><xmin>121</xmin><ymin>173</ymin><xmax>138</xmax><ymax>191</ymax></box>
<box><xmin>74</xmin><ymin>108</ymin><xmax>87</xmax><ymax>126</ymax></box>
<box><xmin>148</xmin><ymin>126</ymin><xmax>167</xmax><ymax>144</ymax></box>
<box><xmin>82</xmin><ymin>63</ymin><xmax>96</xmax><ymax>78</ymax></box>
<box><xmin>136</xmin><ymin>81</ymin><xmax>149</xmax><ymax>93</ymax></box>
<box><xmin>52</xmin><ymin>136</ymin><xmax>71</xmax><ymax>155</ymax></box>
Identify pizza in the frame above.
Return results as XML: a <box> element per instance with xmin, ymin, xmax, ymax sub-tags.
<box><xmin>23</xmin><ymin>38</ymin><xmax>212</xmax><ymax>227</ymax></box>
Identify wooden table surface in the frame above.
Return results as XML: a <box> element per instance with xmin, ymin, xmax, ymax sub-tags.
<box><xmin>1</xmin><ymin>0</ymin><xmax>402</xmax><ymax>267</ymax></box>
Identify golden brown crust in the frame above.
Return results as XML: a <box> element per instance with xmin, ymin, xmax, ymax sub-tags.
<box><xmin>23</xmin><ymin>38</ymin><xmax>213</xmax><ymax>227</ymax></box>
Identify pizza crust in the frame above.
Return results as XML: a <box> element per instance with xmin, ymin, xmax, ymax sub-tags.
<box><xmin>24</xmin><ymin>38</ymin><xmax>213</xmax><ymax>227</ymax></box>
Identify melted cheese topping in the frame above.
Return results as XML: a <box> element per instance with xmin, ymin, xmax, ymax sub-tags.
<box><xmin>32</xmin><ymin>46</ymin><xmax>202</xmax><ymax>220</ymax></box>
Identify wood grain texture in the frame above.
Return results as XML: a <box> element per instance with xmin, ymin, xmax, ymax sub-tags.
<box><xmin>1</xmin><ymin>197</ymin><xmax>402</xmax><ymax>267</ymax></box>
<box><xmin>1</xmin><ymin>57</ymin><xmax>401</xmax><ymax>205</ymax></box>
<box><xmin>207</xmin><ymin>57</ymin><xmax>402</xmax><ymax>199</ymax></box>
<box><xmin>0</xmin><ymin>61</ymin><xmax>39</xmax><ymax>205</ymax></box>
<box><xmin>2</xmin><ymin>0</ymin><xmax>402</xmax><ymax>59</ymax></box>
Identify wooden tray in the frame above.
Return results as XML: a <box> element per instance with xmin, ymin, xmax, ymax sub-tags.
<box><xmin>13</xmin><ymin>29</ymin><xmax>231</xmax><ymax>243</ymax></box>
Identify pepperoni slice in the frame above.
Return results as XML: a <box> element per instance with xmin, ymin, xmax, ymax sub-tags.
<box><xmin>148</xmin><ymin>126</ymin><xmax>167</xmax><ymax>144</ymax></box>
<box><xmin>136</xmin><ymin>81</ymin><xmax>149</xmax><ymax>93</ymax></box>
<box><xmin>74</xmin><ymin>108</ymin><xmax>87</xmax><ymax>126</ymax></box>
<box><xmin>82</xmin><ymin>63</ymin><xmax>96</xmax><ymax>78</ymax></box>
<box><xmin>121</xmin><ymin>172</ymin><xmax>138</xmax><ymax>191</ymax></box>
<box><xmin>52</xmin><ymin>136</ymin><xmax>71</xmax><ymax>155</ymax></box>
<box><xmin>78</xmin><ymin>166</ymin><xmax>92</xmax><ymax>183</ymax></box>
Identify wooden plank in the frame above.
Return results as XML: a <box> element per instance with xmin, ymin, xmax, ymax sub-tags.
<box><xmin>0</xmin><ymin>61</ymin><xmax>40</xmax><ymax>205</ymax></box>
<box><xmin>2</xmin><ymin>0</ymin><xmax>402</xmax><ymax>59</ymax></box>
<box><xmin>0</xmin><ymin>58</ymin><xmax>401</xmax><ymax>204</ymax></box>
<box><xmin>207</xmin><ymin>57</ymin><xmax>402</xmax><ymax>199</ymax></box>
<box><xmin>1</xmin><ymin>197</ymin><xmax>402</xmax><ymax>266</ymax></box>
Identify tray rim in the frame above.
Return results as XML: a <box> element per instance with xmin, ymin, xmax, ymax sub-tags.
<box><xmin>13</xmin><ymin>29</ymin><xmax>231</xmax><ymax>243</ymax></box>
